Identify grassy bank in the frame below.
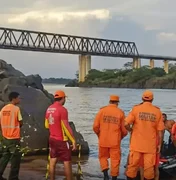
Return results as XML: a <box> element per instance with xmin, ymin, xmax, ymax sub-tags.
<box><xmin>78</xmin><ymin>63</ymin><xmax>176</xmax><ymax>89</ymax></box>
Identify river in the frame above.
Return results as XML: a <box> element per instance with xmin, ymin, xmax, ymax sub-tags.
<box><xmin>4</xmin><ymin>85</ymin><xmax>175</xmax><ymax>180</ymax></box>
<box><xmin>42</xmin><ymin>84</ymin><xmax>175</xmax><ymax>179</ymax></box>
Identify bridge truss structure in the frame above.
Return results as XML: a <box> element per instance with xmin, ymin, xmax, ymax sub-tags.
<box><xmin>0</xmin><ymin>27</ymin><xmax>139</xmax><ymax>58</ymax></box>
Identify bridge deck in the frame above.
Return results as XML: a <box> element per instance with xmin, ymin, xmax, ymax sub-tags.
<box><xmin>0</xmin><ymin>27</ymin><xmax>138</xmax><ymax>58</ymax></box>
<box><xmin>0</xmin><ymin>27</ymin><xmax>176</xmax><ymax>61</ymax></box>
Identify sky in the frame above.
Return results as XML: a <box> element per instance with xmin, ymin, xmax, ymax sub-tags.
<box><xmin>0</xmin><ymin>0</ymin><xmax>176</xmax><ymax>78</ymax></box>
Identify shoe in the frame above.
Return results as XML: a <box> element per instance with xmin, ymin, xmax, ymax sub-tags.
<box><xmin>103</xmin><ymin>169</ymin><xmax>109</xmax><ymax>180</ymax></box>
<box><xmin>104</xmin><ymin>176</ymin><xmax>109</xmax><ymax>180</ymax></box>
<box><xmin>112</xmin><ymin>176</ymin><xmax>117</xmax><ymax>180</ymax></box>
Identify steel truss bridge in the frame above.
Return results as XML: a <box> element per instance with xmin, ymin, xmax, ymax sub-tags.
<box><xmin>0</xmin><ymin>27</ymin><xmax>176</xmax><ymax>61</ymax></box>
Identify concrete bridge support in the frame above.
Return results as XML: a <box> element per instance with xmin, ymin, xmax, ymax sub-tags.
<box><xmin>79</xmin><ymin>55</ymin><xmax>91</xmax><ymax>82</ymax></box>
<box><xmin>150</xmin><ymin>59</ymin><xmax>154</xmax><ymax>69</ymax></box>
<box><xmin>164</xmin><ymin>60</ymin><xmax>169</xmax><ymax>74</ymax></box>
<box><xmin>133</xmin><ymin>58</ymin><xmax>141</xmax><ymax>68</ymax></box>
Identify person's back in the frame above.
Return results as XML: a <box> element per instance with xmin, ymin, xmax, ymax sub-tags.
<box><xmin>93</xmin><ymin>95</ymin><xmax>127</xmax><ymax>180</ymax></box>
<box><xmin>45</xmin><ymin>90</ymin><xmax>76</xmax><ymax>180</ymax></box>
<box><xmin>129</xmin><ymin>102</ymin><xmax>162</xmax><ymax>153</ymax></box>
<box><xmin>96</xmin><ymin>105</ymin><xmax>127</xmax><ymax>147</ymax></box>
<box><xmin>125</xmin><ymin>90</ymin><xmax>164</xmax><ymax>180</ymax></box>
<box><xmin>46</xmin><ymin>102</ymin><xmax>73</xmax><ymax>142</ymax></box>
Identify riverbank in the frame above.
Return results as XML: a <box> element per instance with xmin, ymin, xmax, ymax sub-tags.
<box><xmin>66</xmin><ymin>65</ymin><xmax>176</xmax><ymax>89</ymax></box>
<box><xmin>3</xmin><ymin>155</ymin><xmax>106</xmax><ymax>180</ymax></box>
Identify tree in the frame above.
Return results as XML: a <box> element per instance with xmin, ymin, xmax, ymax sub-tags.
<box><xmin>75</xmin><ymin>70</ymin><xmax>79</xmax><ymax>80</ymax></box>
<box><xmin>123</xmin><ymin>62</ymin><xmax>133</xmax><ymax>69</ymax></box>
<box><xmin>169</xmin><ymin>63</ymin><xmax>176</xmax><ymax>73</ymax></box>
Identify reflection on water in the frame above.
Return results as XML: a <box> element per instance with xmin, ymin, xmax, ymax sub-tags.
<box><xmin>12</xmin><ymin>85</ymin><xmax>176</xmax><ymax>179</ymax></box>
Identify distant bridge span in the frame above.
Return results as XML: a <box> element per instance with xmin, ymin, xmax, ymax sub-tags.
<box><xmin>0</xmin><ymin>27</ymin><xmax>174</xmax><ymax>81</ymax></box>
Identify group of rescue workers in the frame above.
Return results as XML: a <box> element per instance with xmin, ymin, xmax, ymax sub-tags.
<box><xmin>0</xmin><ymin>90</ymin><xmax>176</xmax><ymax>180</ymax></box>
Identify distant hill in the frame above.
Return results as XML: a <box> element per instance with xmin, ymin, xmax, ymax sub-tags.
<box><xmin>42</xmin><ymin>78</ymin><xmax>73</xmax><ymax>84</ymax></box>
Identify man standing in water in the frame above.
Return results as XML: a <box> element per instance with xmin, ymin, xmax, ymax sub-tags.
<box><xmin>45</xmin><ymin>90</ymin><xmax>76</xmax><ymax>180</ymax></box>
<box><xmin>0</xmin><ymin>92</ymin><xmax>23</xmax><ymax>180</ymax></box>
<box><xmin>125</xmin><ymin>90</ymin><xmax>164</xmax><ymax>180</ymax></box>
<box><xmin>93</xmin><ymin>95</ymin><xmax>128</xmax><ymax>180</ymax></box>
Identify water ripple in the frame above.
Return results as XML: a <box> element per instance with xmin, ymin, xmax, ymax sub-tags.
<box><xmin>44</xmin><ymin>84</ymin><xmax>176</xmax><ymax>178</ymax></box>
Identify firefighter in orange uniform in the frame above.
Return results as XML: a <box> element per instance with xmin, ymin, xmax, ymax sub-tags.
<box><xmin>125</xmin><ymin>90</ymin><xmax>165</xmax><ymax>180</ymax></box>
<box><xmin>0</xmin><ymin>92</ymin><xmax>23</xmax><ymax>180</ymax></box>
<box><xmin>93</xmin><ymin>95</ymin><xmax>128</xmax><ymax>180</ymax></box>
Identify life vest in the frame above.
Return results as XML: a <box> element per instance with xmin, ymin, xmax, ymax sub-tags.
<box><xmin>0</xmin><ymin>104</ymin><xmax>21</xmax><ymax>139</ymax></box>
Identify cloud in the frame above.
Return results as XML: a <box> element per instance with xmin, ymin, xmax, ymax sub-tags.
<box><xmin>157</xmin><ymin>32</ymin><xmax>176</xmax><ymax>42</ymax></box>
<box><xmin>0</xmin><ymin>0</ymin><xmax>176</xmax><ymax>78</ymax></box>
<box><xmin>7</xmin><ymin>9</ymin><xmax>111</xmax><ymax>24</ymax></box>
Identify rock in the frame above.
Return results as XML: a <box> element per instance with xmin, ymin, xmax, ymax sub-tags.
<box><xmin>65</xmin><ymin>79</ymin><xmax>78</xmax><ymax>87</ymax></box>
<box><xmin>0</xmin><ymin>59</ymin><xmax>89</xmax><ymax>156</ymax></box>
<box><xmin>26</xmin><ymin>75</ymin><xmax>44</xmax><ymax>90</ymax></box>
<box><xmin>69</xmin><ymin>122</ymin><xmax>89</xmax><ymax>155</ymax></box>
<box><xmin>0</xmin><ymin>59</ymin><xmax>24</xmax><ymax>77</ymax></box>
<box><xmin>0</xmin><ymin>100</ymin><xmax>5</xmax><ymax>109</ymax></box>
<box><xmin>0</xmin><ymin>77</ymin><xmax>27</xmax><ymax>93</ymax></box>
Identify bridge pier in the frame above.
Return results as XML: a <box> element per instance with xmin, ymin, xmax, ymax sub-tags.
<box><xmin>133</xmin><ymin>58</ymin><xmax>141</xmax><ymax>68</ymax></box>
<box><xmin>79</xmin><ymin>55</ymin><xmax>91</xmax><ymax>82</ymax></box>
<box><xmin>150</xmin><ymin>59</ymin><xmax>154</xmax><ymax>69</ymax></box>
<box><xmin>164</xmin><ymin>60</ymin><xmax>169</xmax><ymax>74</ymax></box>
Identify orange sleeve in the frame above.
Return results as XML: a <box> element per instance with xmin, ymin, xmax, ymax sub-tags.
<box><xmin>121</xmin><ymin>111</ymin><xmax>128</xmax><ymax>138</ymax></box>
<box><xmin>61</xmin><ymin>109</ymin><xmax>75</xmax><ymax>144</ymax></box>
<box><xmin>125</xmin><ymin>108</ymin><xmax>135</xmax><ymax>125</ymax></box>
<box><xmin>157</xmin><ymin>112</ymin><xmax>165</xmax><ymax>131</ymax></box>
<box><xmin>93</xmin><ymin>110</ymin><xmax>101</xmax><ymax>136</ymax></box>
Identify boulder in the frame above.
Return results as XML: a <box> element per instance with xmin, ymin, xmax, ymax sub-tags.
<box><xmin>0</xmin><ymin>59</ymin><xmax>89</xmax><ymax>156</ymax></box>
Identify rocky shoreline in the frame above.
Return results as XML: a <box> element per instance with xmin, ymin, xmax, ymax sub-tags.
<box><xmin>66</xmin><ymin>78</ymin><xmax>176</xmax><ymax>89</ymax></box>
<box><xmin>0</xmin><ymin>59</ymin><xmax>89</xmax><ymax>156</ymax></box>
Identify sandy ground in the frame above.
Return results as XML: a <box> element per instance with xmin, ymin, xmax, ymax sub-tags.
<box><xmin>3</xmin><ymin>157</ymin><xmax>104</xmax><ymax>180</ymax></box>
<box><xmin>3</xmin><ymin>157</ymin><xmax>175</xmax><ymax>180</ymax></box>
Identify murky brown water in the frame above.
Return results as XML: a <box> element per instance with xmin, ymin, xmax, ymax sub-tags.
<box><xmin>4</xmin><ymin>85</ymin><xmax>176</xmax><ymax>179</ymax></box>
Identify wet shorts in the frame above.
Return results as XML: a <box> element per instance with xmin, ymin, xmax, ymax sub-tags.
<box><xmin>49</xmin><ymin>138</ymin><xmax>71</xmax><ymax>161</ymax></box>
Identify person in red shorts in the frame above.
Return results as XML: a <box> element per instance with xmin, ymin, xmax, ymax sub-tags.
<box><xmin>139</xmin><ymin>135</ymin><xmax>160</xmax><ymax>180</ymax></box>
<box><xmin>45</xmin><ymin>90</ymin><xmax>76</xmax><ymax>180</ymax></box>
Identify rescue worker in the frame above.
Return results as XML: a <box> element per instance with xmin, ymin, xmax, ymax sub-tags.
<box><xmin>125</xmin><ymin>90</ymin><xmax>165</xmax><ymax>180</ymax></box>
<box><xmin>163</xmin><ymin>113</ymin><xmax>175</xmax><ymax>135</ymax></box>
<box><xmin>162</xmin><ymin>113</ymin><xmax>176</xmax><ymax>153</ymax></box>
<box><xmin>0</xmin><ymin>92</ymin><xmax>23</xmax><ymax>180</ymax></box>
<box><xmin>45</xmin><ymin>90</ymin><xmax>76</xmax><ymax>180</ymax></box>
<box><xmin>93</xmin><ymin>95</ymin><xmax>128</xmax><ymax>180</ymax></box>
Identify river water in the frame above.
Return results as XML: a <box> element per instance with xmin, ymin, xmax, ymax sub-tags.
<box><xmin>40</xmin><ymin>84</ymin><xmax>176</xmax><ymax>179</ymax></box>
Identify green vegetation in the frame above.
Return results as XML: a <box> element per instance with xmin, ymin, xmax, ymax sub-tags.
<box><xmin>42</xmin><ymin>78</ymin><xmax>72</xmax><ymax>84</ymax></box>
<box><xmin>79</xmin><ymin>62</ymin><xmax>176</xmax><ymax>88</ymax></box>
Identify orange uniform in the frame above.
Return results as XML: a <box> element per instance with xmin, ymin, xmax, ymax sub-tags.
<box><xmin>0</xmin><ymin>104</ymin><xmax>22</xmax><ymax>139</ymax></box>
<box><xmin>93</xmin><ymin>95</ymin><xmax>128</xmax><ymax>177</ymax></box>
<box><xmin>125</xmin><ymin>90</ymin><xmax>165</xmax><ymax>179</ymax></box>
<box><xmin>139</xmin><ymin>134</ymin><xmax>160</xmax><ymax>168</ymax></box>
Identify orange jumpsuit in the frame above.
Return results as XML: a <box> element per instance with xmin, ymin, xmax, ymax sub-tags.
<box><xmin>125</xmin><ymin>102</ymin><xmax>164</xmax><ymax>179</ymax></box>
<box><xmin>93</xmin><ymin>104</ymin><xmax>127</xmax><ymax>176</ymax></box>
